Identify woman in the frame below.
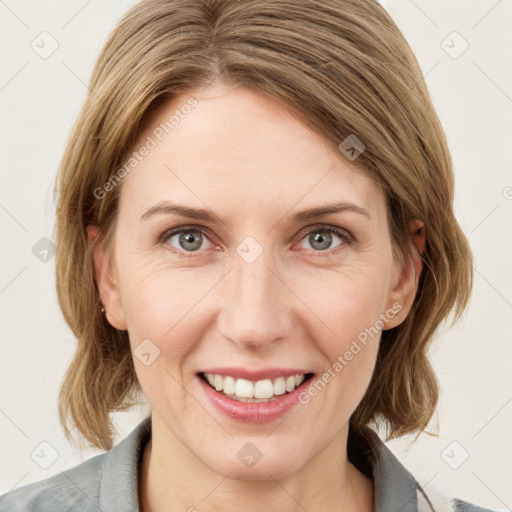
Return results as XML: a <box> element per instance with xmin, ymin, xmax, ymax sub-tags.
<box><xmin>0</xmin><ymin>0</ymin><xmax>497</xmax><ymax>511</ymax></box>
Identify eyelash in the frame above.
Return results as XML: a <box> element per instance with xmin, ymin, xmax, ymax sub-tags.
<box><xmin>158</xmin><ymin>224</ymin><xmax>353</xmax><ymax>259</ymax></box>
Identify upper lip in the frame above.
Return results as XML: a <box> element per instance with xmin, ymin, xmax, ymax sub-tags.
<box><xmin>199</xmin><ymin>367</ymin><xmax>314</xmax><ymax>381</ymax></box>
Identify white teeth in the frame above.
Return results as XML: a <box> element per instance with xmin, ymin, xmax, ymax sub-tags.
<box><xmin>235</xmin><ymin>378</ymin><xmax>254</xmax><ymax>398</ymax></box>
<box><xmin>223</xmin><ymin>376</ymin><xmax>236</xmax><ymax>395</ymax></box>
<box><xmin>214</xmin><ymin>374</ymin><xmax>223</xmax><ymax>392</ymax></box>
<box><xmin>203</xmin><ymin>372</ymin><xmax>309</xmax><ymax>400</ymax></box>
<box><xmin>206</xmin><ymin>373</ymin><xmax>215</xmax><ymax>387</ymax></box>
<box><xmin>273</xmin><ymin>377</ymin><xmax>286</xmax><ymax>395</ymax></box>
<box><xmin>285</xmin><ymin>376</ymin><xmax>296</xmax><ymax>393</ymax></box>
<box><xmin>254</xmin><ymin>379</ymin><xmax>274</xmax><ymax>399</ymax></box>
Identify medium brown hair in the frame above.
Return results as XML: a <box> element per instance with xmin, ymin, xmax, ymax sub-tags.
<box><xmin>54</xmin><ymin>0</ymin><xmax>473</xmax><ymax>451</ymax></box>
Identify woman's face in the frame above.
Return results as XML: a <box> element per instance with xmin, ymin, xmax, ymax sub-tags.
<box><xmin>92</xmin><ymin>81</ymin><xmax>417</xmax><ymax>480</ymax></box>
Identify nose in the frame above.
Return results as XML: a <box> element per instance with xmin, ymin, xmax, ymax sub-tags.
<box><xmin>217</xmin><ymin>245</ymin><xmax>293</xmax><ymax>350</ymax></box>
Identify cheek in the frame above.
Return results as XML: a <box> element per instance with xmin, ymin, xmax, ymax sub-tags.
<box><xmin>118</xmin><ymin>255</ymin><xmax>213</xmax><ymax>366</ymax></box>
<box><xmin>296</xmin><ymin>272</ymin><xmax>385</xmax><ymax>423</ymax></box>
<box><xmin>295</xmin><ymin>261</ymin><xmax>391</xmax><ymax>336</ymax></box>
<box><xmin>292</xmin><ymin>262</ymin><xmax>389</xmax><ymax>386</ymax></box>
<box><xmin>121</xmin><ymin>263</ymin><xmax>203</xmax><ymax>413</ymax></box>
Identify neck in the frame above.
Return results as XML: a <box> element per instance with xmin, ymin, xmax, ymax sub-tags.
<box><xmin>138</xmin><ymin>415</ymin><xmax>374</xmax><ymax>512</ymax></box>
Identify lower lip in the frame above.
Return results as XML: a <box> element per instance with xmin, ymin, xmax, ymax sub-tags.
<box><xmin>197</xmin><ymin>374</ymin><xmax>313</xmax><ymax>423</ymax></box>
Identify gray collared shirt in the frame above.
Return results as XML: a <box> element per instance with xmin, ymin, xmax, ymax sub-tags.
<box><xmin>0</xmin><ymin>416</ymin><xmax>496</xmax><ymax>511</ymax></box>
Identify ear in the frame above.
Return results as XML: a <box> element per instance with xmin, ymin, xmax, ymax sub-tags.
<box><xmin>383</xmin><ymin>220</ymin><xmax>426</xmax><ymax>330</ymax></box>
<box><xmin>86</xmin><ymin>225</ymin><xmax>127</xmax><ymax>331</ymax></box>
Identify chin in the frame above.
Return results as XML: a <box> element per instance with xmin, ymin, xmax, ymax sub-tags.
<box><xmin>199</xmin><ymin>442</ymin><xmax>308</xmax><ymax>482</ymax></box>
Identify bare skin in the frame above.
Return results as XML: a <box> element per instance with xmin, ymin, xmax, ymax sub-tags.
<box><xmin>88</xmin><ymin>80</ymin><xmax>424</xmax><ymax>512</ymax></box>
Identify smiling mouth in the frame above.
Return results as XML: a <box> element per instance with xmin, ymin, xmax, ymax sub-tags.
<box><xmin>198</xmin><ymin>372</ymin><xmax>315</xmax><ymax>403</ymax></box>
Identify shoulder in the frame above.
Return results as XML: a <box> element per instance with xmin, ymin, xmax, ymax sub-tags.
<box><xmin>0</xmin><ymin>451</ymin><xmax>106</xmax><ymax>512</ymax></box>
<box><xmin>417</xmin><ymin>483</ymin><xmax>502</xmax><ymax>512</ymax></box>
<box><xmin>0</xmin><ymin>415</ymin><xmax>151</xmax><ymax>512</ymax></box>
<box><xmin>351</xmin><ymin>424</ymin><xmax>500</xmax><ymax>512</ymax></box>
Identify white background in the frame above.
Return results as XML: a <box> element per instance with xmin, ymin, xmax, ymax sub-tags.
<box><xmin>0</xmin><ymin>0</ymin><xmax>511</xmax><ymax>509</ymax></box>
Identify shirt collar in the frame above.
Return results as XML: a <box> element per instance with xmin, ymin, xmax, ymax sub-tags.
<box><xmin>348</xmin><ymin>423</ymin><xmax>420</xmax><ymax>511</ymax></box>
<box><xmin>99</xmin><ymin>415</ymin><xmax>151</xmax><ymax>512</ymax></box>
<box><xmin>98</xmin><ymin>415</ymin><xmax>420</xmax><ymax>512</ymax></box>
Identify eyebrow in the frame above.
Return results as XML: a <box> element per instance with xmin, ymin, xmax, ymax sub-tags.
<box><xmin>140</xmin><ymin>200</ymin><xmax>371</xmax><ymax>223</ymax></box>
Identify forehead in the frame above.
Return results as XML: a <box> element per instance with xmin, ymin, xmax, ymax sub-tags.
<box><xmin>118</xmin><ymin>84</ymin><xmax>384</xmax><ymax>223</ymax></box>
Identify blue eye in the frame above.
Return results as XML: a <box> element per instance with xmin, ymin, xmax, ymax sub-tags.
<box><xmin>162</xmin><ymin>227</ymin><xmax>212</xmax><ymax>254</ymax></box>
<box><xmin>298</xmin><ymin>226</ymin><xmax>349</xmax><ymax>252</ymax></box>
<box><xmin>159</xmin><ymin>224</ymin><xmax>352</xmax><ymax>258</ymax></box>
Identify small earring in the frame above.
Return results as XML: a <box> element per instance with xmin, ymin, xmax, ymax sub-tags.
<box><xmin>101</xmin><ymin>306</ymin><xmax>106</xmax><ymax>313</ymax></box>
